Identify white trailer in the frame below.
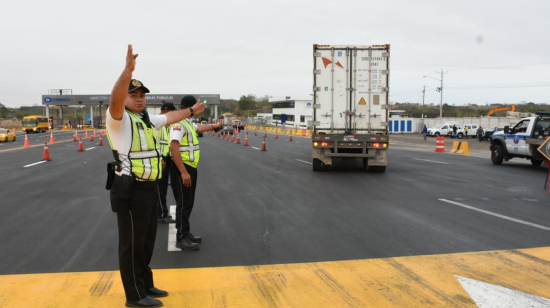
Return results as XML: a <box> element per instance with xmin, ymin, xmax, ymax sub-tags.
<box><xmin>312</xmin><ymin>44</ymin><xmax>390</xmax><ymax>171</ymax></box>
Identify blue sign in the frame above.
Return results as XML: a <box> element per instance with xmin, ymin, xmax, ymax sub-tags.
<box><xmin>338</xmin><ymin>51</ymin><xmax>342</xmax><ymax>57</ymax></box>
<box><xmin>285</xmin><ymin>96</ymin><xmax>290</xmax><ymax>100</ymax></box>
<box><xmin>85</xmin><ymin>114</ymin><xmax>91</xmax><ymax>124</ymax></box>
<box><xmin>281</xmin><ymin>114</ymin><xmax>287</xmax><ymax>124</ymax></box>
<box><xmin>44</xmin><ymin>97</ymin><xmax>52</xmax><ymax>102</ymax></box>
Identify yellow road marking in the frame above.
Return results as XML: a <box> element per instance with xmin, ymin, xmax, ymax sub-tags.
<box><xmin>0</xmin><ymin>139</ymin><xmax>79</xmax><ymax>153</ymax></box>
<box><xmin>0</xmin><ymin>247</ymin><xmax>549</xmax><ymax>307</ymax></box>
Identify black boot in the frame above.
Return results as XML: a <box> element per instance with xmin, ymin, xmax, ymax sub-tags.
<box><xmin>176</xmin><ymin>237</ymin><xmax>199</xmax><ymax>251</ymax></box>
<box><xmin>126</xmin><ymin>296</ymin><xmax>163</xmax><ymax>307</ymax></box>
<box><xmin>188</xmin><ymin>232</ymin><xmax>202</xmax><ymax>243</ymax></box>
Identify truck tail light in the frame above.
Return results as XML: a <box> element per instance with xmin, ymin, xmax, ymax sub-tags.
<box><xmin>367</xmin><ymin>143</ymin><xmax>387</xmax><ymax>148</ymax></box>
<box><xmin>314</xmin><ymin>141</ymin><xmax>333</xmax><ymax>147</ymax></box>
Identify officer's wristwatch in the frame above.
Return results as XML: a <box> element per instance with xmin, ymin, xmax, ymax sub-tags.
<box><xmin>189</xmin><ymin>107</ymin><xmax>194</xmax><ymax>116</ymax></box>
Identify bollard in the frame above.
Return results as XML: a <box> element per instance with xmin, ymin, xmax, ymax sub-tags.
<box><xmin>435</xmin><ymin>136</ymin><xmax>445</xmax><ymax>153</ymax></box>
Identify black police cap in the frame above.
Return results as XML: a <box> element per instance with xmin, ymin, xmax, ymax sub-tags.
<box><xmin>128</xmin><ymin>79</ymin><xmax>150</xmax><ymax>93</ymax></box>
<box><xmin>181</xmin><ymin>95</ymin><xmax>196</xmax><ymax>108</ymax></box>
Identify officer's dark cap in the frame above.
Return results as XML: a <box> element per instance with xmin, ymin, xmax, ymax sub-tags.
<box><xmin>128</xmin><ymin>79</ymin><xmax>150</xmax><ymax>93</ymax></box>
<box><xmin>161</xmin><ymin>102</ymin><xmax>176</xmax><ymax>111</ymax></box>
<box><xmin>181</xmin><ymin>95</ymin><xmax>196</xmax><ymax>108</ymax></box>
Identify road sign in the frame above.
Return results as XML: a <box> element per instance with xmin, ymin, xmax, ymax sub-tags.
<box><xmin>536</xmin><ymin>137</ymin><xmax>550</xmax><ymax>161</ymax></box>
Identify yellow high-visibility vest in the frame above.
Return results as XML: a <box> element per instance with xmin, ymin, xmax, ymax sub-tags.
<box><xmin>175</xmin><ymin>119</ymin><xmax>200</xmax><ymax>168</ymax></box>
<box><xmin>107</xmin><ymin>110</ymin><xmax>162</xmax><ymax>180</ymax></box>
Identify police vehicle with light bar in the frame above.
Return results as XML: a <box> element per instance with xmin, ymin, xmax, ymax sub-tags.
<box><xmin>490</xmin><ymin>112</ymin><xmax>550</xmax><ymax>166</ymax></box>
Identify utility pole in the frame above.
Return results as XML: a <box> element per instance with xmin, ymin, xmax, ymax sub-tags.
<box><xmin>436</xmin><ymin>69</ymin><xmax>448</xmax><ymax>118</ymax></box>
<box><xmin>422</xmin><ymin>86</ymin><xmax>426</xmax><ymax>119</ymax></box>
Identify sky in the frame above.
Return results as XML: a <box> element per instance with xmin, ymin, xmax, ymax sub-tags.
<box><xmin>1</xmin><ymin>0</ymin><xmax>549</xmax><ymax>108</ymax></box>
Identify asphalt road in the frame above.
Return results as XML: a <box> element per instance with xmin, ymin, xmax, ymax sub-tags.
<box><xmin>0</xmin><ymin>130</ymin><xmax>549</xmax><ymax>276</ymax></box>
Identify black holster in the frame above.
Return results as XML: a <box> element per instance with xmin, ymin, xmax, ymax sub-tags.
<box><xmin>106</xmin><ymin>161</ymin><xmax>117</xmax><ymax>190</ymax></box>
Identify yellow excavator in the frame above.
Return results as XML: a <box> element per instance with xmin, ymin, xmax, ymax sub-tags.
<box><xmin>487</xmin><ymin>104</ymin><xmax>516</xmax><ymax>116</ymax></box>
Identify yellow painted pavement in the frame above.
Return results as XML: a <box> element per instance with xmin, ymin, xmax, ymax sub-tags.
<box><xmin>1</xmin><ymin>247</ymin><xmax>549</xmax><ymax>307</ymax></box>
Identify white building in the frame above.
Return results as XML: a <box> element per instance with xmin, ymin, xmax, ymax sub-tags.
<box><xmin>269</xmin><ymin>95</ymin><xmax>313</xmax><ymax>128</ymax></box>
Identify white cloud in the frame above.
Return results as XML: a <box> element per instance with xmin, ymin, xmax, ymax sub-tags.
<box><xmin>1</xmin><ymin>0</ymin><xmax>549</xmax><ymax>107</ymax></box>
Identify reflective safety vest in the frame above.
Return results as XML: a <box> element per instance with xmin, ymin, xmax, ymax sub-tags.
<box><xmin>159</xmin><ymin>125</ymin><xmax>171</xmax><ymax>157</ymax></box>
<box><xmin>107</xmin><ymin>110</ymin><xmax>162</xmax><ymax>180</ymax></box>
<box><xmin>176</xmin><ymin>119</ymin><xmax>200</xmax><ymax>168</ymax></box>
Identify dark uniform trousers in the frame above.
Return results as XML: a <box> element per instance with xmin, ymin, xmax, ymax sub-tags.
<box><xmin>110</xmin><ymin>176</ymin><xmax>159</xmax><ymax>302</ymax></box>
<box><xmin>157</xmin><ymin>156</ymin><xmax>172</xmax><ymax>219</ymax></box>
<box><xmin>170</xmin><ymin>162</ymin><xmax>198</xmax><ymax>241</ymax></box>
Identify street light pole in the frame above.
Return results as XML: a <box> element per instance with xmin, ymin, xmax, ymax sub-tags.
<box><xmin>423</xmin><ymin>71</ymin><xmax>448</xmax><ymax>118</ymax></box>
<box><xmin>436</xmin><ymin>69</ymin><xmax>448</xmax><ymax>118</ymax></box>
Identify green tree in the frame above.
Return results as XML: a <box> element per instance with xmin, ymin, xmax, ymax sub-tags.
<box><xmin>0</xmin><ymin>103</ymin><xmax>7</xmax><ymax>118</ymax></box>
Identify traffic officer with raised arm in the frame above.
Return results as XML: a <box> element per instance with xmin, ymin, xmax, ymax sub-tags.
<box><xmin>157</xmin><ymin>102</ymin><xmax>176</xmax><ymax>224</ymax></box>
<box><xmin>106</xmin><ymin>45</ymin><xmax>206</xmax><ymax>308</ymax></box>
<box><xmin>170</xmin><ymin>95</ymin><xmax>221</xmax><ymax>250</ymax></box>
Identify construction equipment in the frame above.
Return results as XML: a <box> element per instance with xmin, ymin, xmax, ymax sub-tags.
<box><xmin>487</xmin><ymin>104</ymin><xmax>516</xmax><ymax>116</ymax></box>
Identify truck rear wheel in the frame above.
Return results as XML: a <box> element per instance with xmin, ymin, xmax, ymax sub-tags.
<box><xmin>491</xmin><ymin>144</ymin><xmax>504</xmax><ymax>165</ymax></box>
<box><xmin>370</xmin><ymin>166</ymin><xmax>386</xmax><ymax>173</ymax></box>
<box><xmin>312</xmin><ymin>159</ymin><xmax>324</xmax><ymax>171</ymax></box>
<box><xmin>531</xmin><ymin>158</ymin><xmax>543</xmax><ymax>166</ymax></box>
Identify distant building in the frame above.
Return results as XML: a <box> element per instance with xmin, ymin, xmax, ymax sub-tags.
<box><xmin>269</xmin><ymin>95</ymin><xmax>313</xmax><ymax>128</ymax></box>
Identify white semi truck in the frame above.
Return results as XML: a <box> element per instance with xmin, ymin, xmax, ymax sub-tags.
<box><xmin>311</xmin><ymin>44</ymin><xmax>390</xmax><ymax>172</ymax></box>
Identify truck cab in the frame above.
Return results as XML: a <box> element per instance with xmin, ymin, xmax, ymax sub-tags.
<box><xmin>490</xmin><ymin>112</ymin><xmax>550</xmax><ymax>165</ymax></box>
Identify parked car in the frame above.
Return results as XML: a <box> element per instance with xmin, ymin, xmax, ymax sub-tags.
<box><xmin>484</xmin><ymin>127</ymin><xmax>504</xmax><ymax>141</ymax></box>
<box><xmin>0</xmin><ymin>128</ymin><xmax>16</xmax><ymax>142</ymax></box>
<box><xmin>455</xmin><ymin>124</ymin><xmax>480</xmax><ymax>139</ymax></box>
<box><xmin>427</xmin><ymin>124</ymin><xmax>453</xmax><ymax>137</ymax></box>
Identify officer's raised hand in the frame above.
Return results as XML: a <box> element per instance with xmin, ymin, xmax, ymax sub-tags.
<box><xmin>126</xmin><ymin>44</ymin><xmax>138</xmax><ymax>72</ymax></box>
<box><xmin>191</xmin><ymin>99</ymin><xmax>206</xmax><ymax>116</ymax></box>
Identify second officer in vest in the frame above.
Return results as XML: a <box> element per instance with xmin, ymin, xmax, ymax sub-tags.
<box><xmin>170</xmin><ymin>95</ymin><xmax>221</xmax><ymax>250</ymax></box>
<box><xmin>157</xmin><ymin>102</ymin><xmax>176</xmax><ymax>224</ymax></box>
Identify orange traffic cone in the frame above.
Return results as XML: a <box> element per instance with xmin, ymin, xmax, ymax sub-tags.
<box><xmin>246</xmin><ymin>130</ymin><xmax>248</xmax><ymax>136</ymax></box>
<box><xmin>73</xmin><ymin>131</ymin><xmax>78</xmax><ymax>141</ymax></box>
<box><xmin>85</xmin><ymin>131</ymin><xmax>89</xmax><ymax>139</ymax></box>
<box><xmin>24</xmin><ymin>134</ymin><xmax>29</xmax><ymax>148</ymax></box>
<box><xmin>275</xmin><ymin>133</ymin><xmax>279</xmax><ymax>140</ymax></box>
<box><xmin>261</xmin><ymin>138</ymin><xmax>267</xmax><ymax>151</ymax></box>
<box><xmin>254</xmin><ymin>130</ymin><xmax>257</xmax><ymax>136</ymax></box>
<box><xmin>50</xmin><ymin>132</ymin><xmax>55</xmax><ymax>144</ymax></box>
<box><xmin>264</xmin><ymin>132</ymin><xmax>267</xmax><ymax>138</ymax></box>
<box><xmin>289</xmin><ymin>135</ymin><xmax>293</xmax><ymax>141</ymax></box>
<box><xmin>93</xmin><ymin>130</ymin><xmax>97</xmax><ymax>137</ymax></box>
<box><xmin>236</xmin><ymin>134</ymin><xmax>241</xmax><ymax>144</ymax></box>
<box><xmin>232</xmin><ymin>134</ymin><xmax>236</xmax><ymax>143</ymax></box>
<box><xmin>78</xmin><ymin>138</ymin><xmax>84</xmax><ymax>152</ymax></box>
<box><xmin>98</xmin><ymin>136</ymin><xmax>103</xmax><ymax>146</ymax></box>
<box><xmin>218</xmin><ymin>132</ymin><xmax>221</xmax><ymax>138</ymax></box>
<box><xmin>244</xmin><ymin>135</ymin><xmax>249</xmax><ymax>146</ymax></box>
<box><xmin>42</xmin><ymin>140</ymin><xmax>52</xmax><ymax>161</ymax></box>
<box><xmin>90</xmin><ymin>135</ymin><xmax>94</xmax><ymax>141</ymax></box>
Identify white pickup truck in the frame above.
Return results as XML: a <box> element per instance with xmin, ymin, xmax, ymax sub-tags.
<box><xmin>490</xmin><ymin>112</ymin><xmax>550</xmax><ymax>166</ymax></box>
<box><xmin>427</xmin><ymin>124</ymin><xmax>452</xmax><ymax>137</ymax></box>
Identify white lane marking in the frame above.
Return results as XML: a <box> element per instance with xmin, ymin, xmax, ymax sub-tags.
<box><xmin>439</xmin><ymin>199</ymin><xmax>550</xmax><ymax>231</ymax></box>
<box><xmin>456</xmin><ymin>275</ymin><xmax>550</xmax><ymax>308</ymax></box>
<box><xmin>296</xmin><ymin>159</ymin><xmax>312</xmax><ymax>165</ymax></box>
<box><xmin>168</xmin><ymin>205</ymin><xmax>181</xmax><ymax>251</ymax></box>
<box><xmin>413</xmin><ymin>158</ymin><xmax>449</xmax><ymax>165</ymax></box>
<box><xmin>85</xmin><ymin>147</ymin><xmax>95</xmax><ymax>151</ymax></box>
<box><xmin>24</xmin><ymin>161</ymin><xmax>47</xmax><ymax>168</ymax></box>
<box><xmin>251</xmin><ymin>147</ymin><xmax>260</xmax><ymax>150</ymax></box>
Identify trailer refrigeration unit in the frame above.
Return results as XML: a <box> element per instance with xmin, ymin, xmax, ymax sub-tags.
<box><xmin>312</xmin><ymin>44</ymin><xmax>390</xmax><ymax>172</ymax></box>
